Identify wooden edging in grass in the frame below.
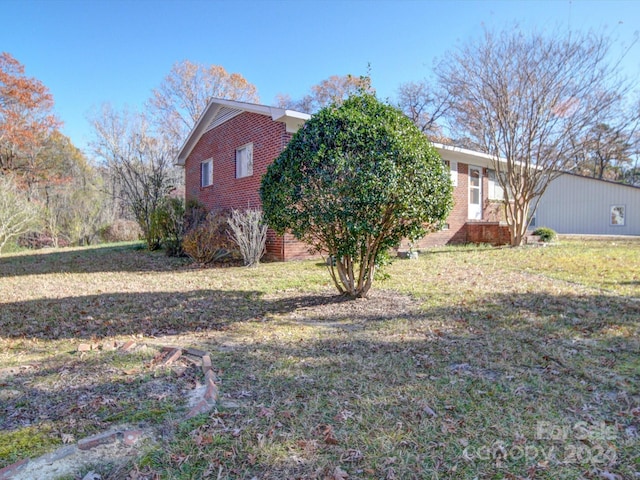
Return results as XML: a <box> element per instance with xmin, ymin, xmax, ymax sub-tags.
<box><xmin>0</xmin><ymin>342</ymin><xmax>220</xmax><ymax>480</ymax></box>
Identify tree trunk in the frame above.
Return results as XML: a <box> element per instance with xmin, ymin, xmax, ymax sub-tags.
<box><xmin>508</xmin><ymin>198</ymin><xmax>530</xmax><ymax>247</ymax></box>
<box><xmin>330</xmin><ymin>254</ymin><xmax>376</xmax><ymax>298</ymax></box>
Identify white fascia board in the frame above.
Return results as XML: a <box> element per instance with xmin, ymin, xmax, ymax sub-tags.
<box><xmin>434</xmin><ymin>143</ymin><xmax>497</xmax><ymax>169</ymax></box>
<box><xmin>175</xmin><ymin>100</ymin><xmax>222</xmax><ymax>166</ymax></box>
<box><xmin>175</xmin><ymin>98</ymin><xmax>311</xmax><ymax>166</ymax></box>
<box><xmin>271</xmin><ymin>109</ymin><xmax>311</xmax><ymax>134</ymax></box>
<box><xmin>433</xmin><ymin>143</ymin><xmax>537</xmax><ymax>172</ymax></box>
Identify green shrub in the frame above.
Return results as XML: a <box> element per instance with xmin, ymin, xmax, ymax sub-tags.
<box><xmin>532</xmin><ymin>227</ymin><xmax>557</xmax><ymax>242</ymax></box>
<box><xmin>151</xmin><ymin>197</ymin><xmax>186</xmax><ymax>256</ymax></box>
<box><xmin>260</xmin><ymin>93</ymin><xmax>452</xmax><ymax>297</ymax></box>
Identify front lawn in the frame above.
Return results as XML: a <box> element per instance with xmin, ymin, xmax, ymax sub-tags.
<box><xmin>1</xmin><ymin>238</ymin><xmax>638</xmax><ymax>479</ymax></box>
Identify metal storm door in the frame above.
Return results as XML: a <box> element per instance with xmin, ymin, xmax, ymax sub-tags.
<box><xmin>468</xmin><ymin>166</ymin><xmax>482</xmax><ymax>220</ymax></box>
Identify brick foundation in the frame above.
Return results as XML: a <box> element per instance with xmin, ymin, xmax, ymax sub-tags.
<box><xmin>466</xmin><ymin>222</ymin><xmax>511</xmax><ymax>245</ymax></box>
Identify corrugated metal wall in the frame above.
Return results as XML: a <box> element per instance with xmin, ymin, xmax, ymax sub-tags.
<box><xmin>534</xmin><ymin>174</ymin><xmax>640</xmax><ymax>235</ymax></box>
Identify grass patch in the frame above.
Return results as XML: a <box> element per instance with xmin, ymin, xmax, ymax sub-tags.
<box><xmin>1</xmin><ymin>238</ymin><xmax>638</xmax><ymax>478</ymax></box>
<box><xmin>0</xmin><ymin>425</ymin><xmax>61</xmax><ymax>467</ymax></box>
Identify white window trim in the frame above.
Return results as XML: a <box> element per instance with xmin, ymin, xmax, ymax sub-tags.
<box><xmin>487</xmin><ymin>169</ymin><xmax>505</xmax><ymax>201</ymax></box>
<box><xmin>610</xmin><ymin>205</ymin><xmax>626</xmax><ymax>226</ymax></box>
<box><xmin>236</xmin><ymin>143</ymin><xmax>254</xmax><ymax>179</ymax></box>
<box><xmin>444</xmin><ymin>160</ymin><xmax>458</xmax><ymax>186</ymax></box>
<box><xmin>201</xmin><ymin>159</ymin><xmax>213</xmax><ymax>188</ymax></box>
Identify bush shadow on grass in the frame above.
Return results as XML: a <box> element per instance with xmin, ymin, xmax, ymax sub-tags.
<box><xmin>0</xmin><ymin>243</ymin><xmax>190</xmax><ymax>277</ymax></box>
<box><xmin>0</xmin><ymin>289</ymin><xmax>351</xmax><ymax>340</ymax></box>
<box><xmin>2</xmin><ymin>282</ymin><xmax>638</xmax><ymax>344</ymax></box>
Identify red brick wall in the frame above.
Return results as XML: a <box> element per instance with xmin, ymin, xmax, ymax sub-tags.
<box><xmin>409</xmin><ymin>164</ymin><xmax>510</xmax><ymax>248</ymax></box>
<box><xmin>412</xmin><ymin>162</ymin><xmax>470</xmax><ymax>248</ymax></box>
<box><xmin>185</xmin><ymin>112</ymin><xmax>290</xmax><ymax>210</ymax></box>
<box><xmin>184</xmin><ymin>112</ymin><xmax>310</xmax><ymax>261</ymax></box>
<box><xmin>467</xmin><ymin>222</ymin><xmax>511</xmax><ymax>245</ymax></box>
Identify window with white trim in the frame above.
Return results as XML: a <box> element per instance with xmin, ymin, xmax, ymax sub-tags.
<box><xmin>236</xmin><ymin>143</ymin><xmax>253</xmax><ymax>179</ymax></box>
<box><xmin>487</xmin><ymin>169</ymin><xmax>504</xmax><ymax>200</ymax></box>
<box><xmin>610</xmin><ymin>205</ymin><xmax>626</xmax><ymax>226</ymax></box>
<box><xmin>201</xmin><ymin>159</ymin><xmax>213</xmax><ymax>187</ymax></box>
<box><xmin>443</xmin><ymin>160</ymin><xmax>458</xmax><ymax>186</ymax></box>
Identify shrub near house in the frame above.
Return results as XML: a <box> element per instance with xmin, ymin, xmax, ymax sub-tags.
<box><xmin>260</xmin><ymin>94</ymin><xmax>453</xmax><ymax>297</ymax></box>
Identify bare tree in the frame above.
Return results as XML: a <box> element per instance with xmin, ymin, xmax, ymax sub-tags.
<box><xmin>90</xmin><ymin>105</ymin><xmax>176</xmax><ymax>249</ymax></box>
<box><xmin>438</xmin><ymin>29</ymin><xmax>633</xmax><ymax>246</ymax></box>
<box><xmin>276</xmin><ymin>74</ymin><xmax>373</xmax><ymax>113</ymax></box>
<box><xmin>0</xmin><ymin>174</ymin><xmax>40</xmax><ymax>253</ymax></box>
<box><xmin>571</xmin><ymin>101</ymin><xmax>640</xmax><ymax>180</ymax></box>
<box><xmin>148</xmin><ymin>60</ymin><xmax>259</xmax><ymax>147</ymax></box>
<box><xmin>396</xmin><ymin>80</ymin><xmax>450</xmax><ymax>141</ymax></box>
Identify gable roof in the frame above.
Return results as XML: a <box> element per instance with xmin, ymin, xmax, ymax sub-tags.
<box><xmin>175</xmin><ymin>97</ymin><xmax>310</xmax><ymax>166</ymax></box>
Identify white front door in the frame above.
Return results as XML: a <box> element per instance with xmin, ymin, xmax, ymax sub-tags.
<box><xmin>468</xmin><ymin>166</ymin><xmax>482</xmax><ymax>220</ymax></box>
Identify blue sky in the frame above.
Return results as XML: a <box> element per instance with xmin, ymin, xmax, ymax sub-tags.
<box><xmin>3</xmin><ymin>0</ymin><xmax>640</xmax><ymax>156</ymax></box>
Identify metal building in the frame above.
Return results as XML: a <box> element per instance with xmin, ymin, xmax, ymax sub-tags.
<box><xmin>534</xmin><ymin>173</ymin><xmax>640</xmax><ymax>236</ymax></box>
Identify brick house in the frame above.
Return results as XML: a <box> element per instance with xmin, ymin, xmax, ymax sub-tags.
<box><xmin>176</xmin><ymin>98</ymin><xmax>510</xmax><ymax>261</ymax></box>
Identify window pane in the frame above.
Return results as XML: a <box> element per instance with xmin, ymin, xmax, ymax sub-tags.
<box><xmin>236</xmin><ymin>149</ymin><xmax>243</xmax><ymax>178</ymax></box>
<box><xmin>470</xmin><ymin>169</ymin><xmax>480</xmax><ymax>187</ymax></box>
<box><xmin>470</xmin><ymin>188</ymin><xmax>480</xmax><ymax>205</ymax></box>
<box><xmin>201</xmin><ymin>161</ymin><xmax>211</xmax><ymax>187</ymax></box>
<box><xmin>236</xmin><ymin>144</ymin><xmax>253</xmax><ymax>178</ymax></box>
<box><xmin>611</xmin><ymin>206</ymin><xmax>625</xmax><ymax>226</ymax></box>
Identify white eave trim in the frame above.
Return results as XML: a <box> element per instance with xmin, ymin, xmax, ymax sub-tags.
<box><xmin>434</xmin><ymin>143</ymin><xmax>498</xmax><ymax>169</ymax></box>
<box><xmin>175</xmin><ymin>98</ymin><xmax>310</xmax><ymax>166</ymax></box>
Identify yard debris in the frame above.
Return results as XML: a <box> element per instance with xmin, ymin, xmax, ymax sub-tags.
<box><xmin>77</xmin><ymin>431</ymin><xmax>118</xmax><ymax>451</ymax></box>
<box><xmin>0</xmin><ymin>458</ymin><xmax>29</xmax><ymax>480</ymax></box>
<box><xmin>81</xmin><ymin>471</ymin><xmax>101</xmax><ymax>480</ymax></box>
<box><xmin>422</xmin><ymin>404</ymin><xmax>438</xmax><ymax>418</ymax></box>
<box><xmin>119</xmin><ymin>340</ymin><xmax>137</xmax><ymax>352</ymax></box>
<box><xmin>3</xmin><ymin>238</ymin><xmax>637</xmax><ymax>479</ymax></box>
<box><xmin>201</xmin><ymin>354</ymin><xmax>212</xmax><ymax>373</ymax></box>
<box><xmin>318</xmin><ymin>424</ymin><xmax>339</xmax><ymax>445</ymax></box>
<box><xmin>204</xmin><ymin>377</ymin><xmax>219</xmax><ymax>403</ymax></box>
<box><xmin>186</xmin><ymin>399</ymin><xmax>213</xmax><ymax>419</ymax></box>
<box><xmin>340</xmin><ymin>449</ymin><xmax>363</xmax><ymax>462</ymax></box>
<box><xmin>161</xmin><ymin>348</ymin><xmax>182</xmax><ymax>366</ymax></box>
<box><xmin>332</xmin><ymin>466</ymin><xmax>349</xmax><ymax>479</ymax></box>
<box><xmin>185</xmin><ymin>348</ymin><xmax>208</xmax><ymax>357</ymax></box>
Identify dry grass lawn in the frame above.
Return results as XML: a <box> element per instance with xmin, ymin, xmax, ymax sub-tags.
<box><xmin>0</xmin><ymin>237</ymin><xmax>638</xmax><ymax>479</ymax></box>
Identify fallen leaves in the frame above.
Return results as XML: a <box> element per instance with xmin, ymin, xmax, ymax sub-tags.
<box><xmin>317</xmin><ymin>424</ymin><xmax>339</xmax><ymax>445</ymax></box>
<box><xmin>257</xmin><ymin>406</ymin><xmax>275</xmax><ymax>418</ymax></box>
<box><xmin>340</xmin><ymin>448</ymin><xmax>363</xmax><ymax>463</ymax></box>
<box><xmin>1</xmin><ymin>239</ymin><xmax>639</xmax><ymax>479</ymax></box>
<box><xmin>331</xmin><ymin>466</ymin><xmax>349</xmax><ymax>480</ymax></box>
<box><xmin>333</xmin><ymin>409</ymin><xmax>354</xmax><ymax>423</ymax></box>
